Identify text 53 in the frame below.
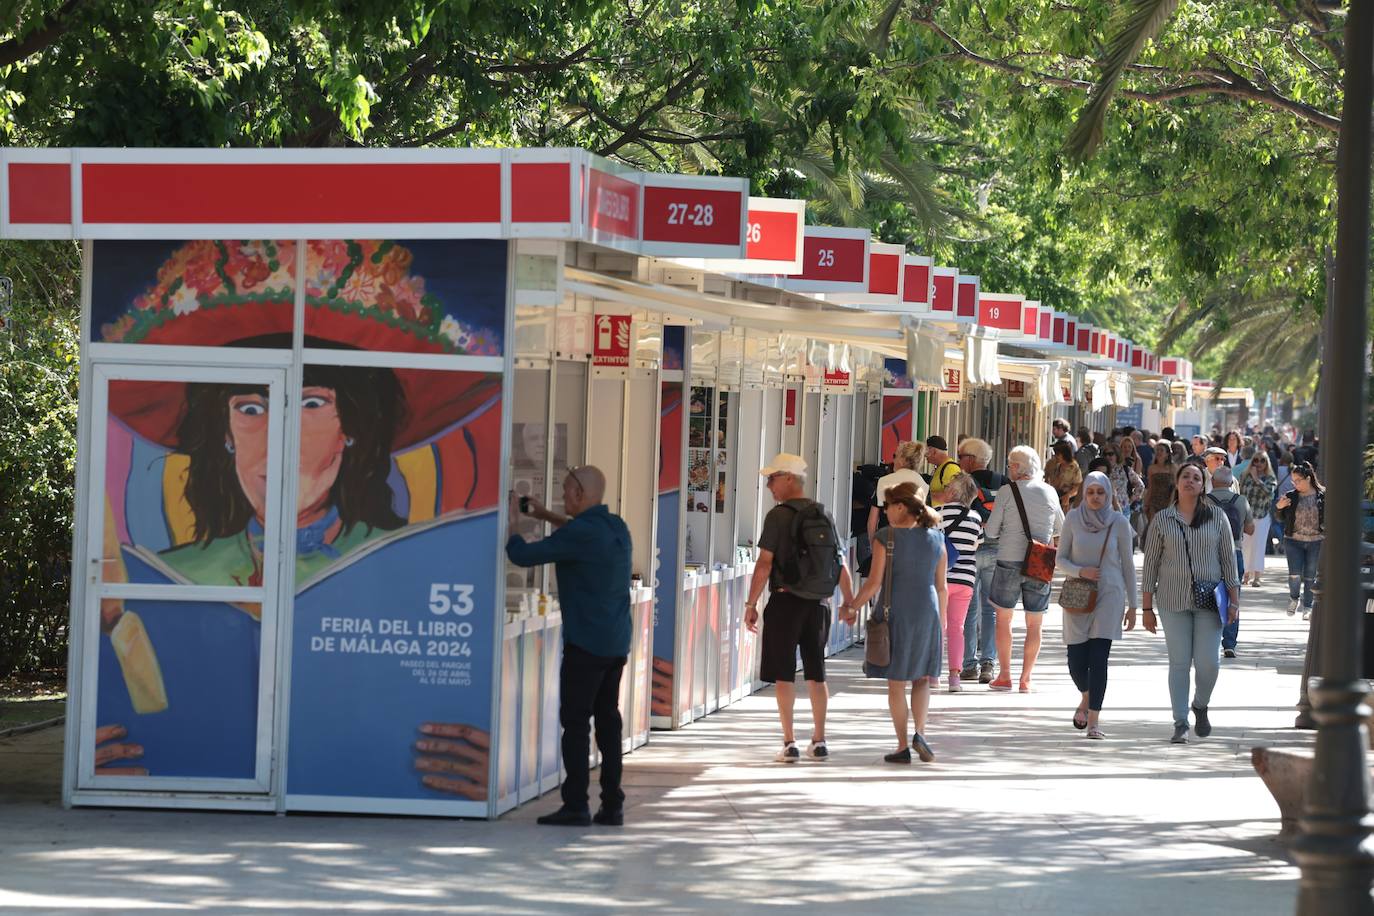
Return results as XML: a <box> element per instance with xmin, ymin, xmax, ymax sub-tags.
<box><xmin>429</xmin><ymin>584</ymin><xmax>475</xmax><ymax>615</ymax></box>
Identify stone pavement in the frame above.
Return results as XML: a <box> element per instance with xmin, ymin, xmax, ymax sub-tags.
<box><xmin>0</xmin><ymin>562</ymin><xmax>1319</xmax><ymax>914</ymax></box>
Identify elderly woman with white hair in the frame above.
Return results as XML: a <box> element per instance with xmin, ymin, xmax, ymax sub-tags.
<box><xmin>983</xmin><ymin>445</ymin><xmax>1065</xmax><ymax>692</ymax></box>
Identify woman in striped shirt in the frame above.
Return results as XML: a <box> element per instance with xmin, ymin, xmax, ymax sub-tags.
<box><xmin>937</xmin><ymin>473</ymin><xmax>984</xmax><ymax>693</ymax></box>
<box><xmin>1140</xmin><ymin>463</ymin><xmax>1241</xmax><ymax>744</ymax></box>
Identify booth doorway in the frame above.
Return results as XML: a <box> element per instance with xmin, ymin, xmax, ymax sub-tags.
<box><xmin>74</xmin><ymin>363</ymin><xmax>290</xmax><ymax>798</ymax></box>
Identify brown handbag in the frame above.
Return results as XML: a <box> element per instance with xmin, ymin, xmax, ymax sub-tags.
<box><xmin>1010</xmin><ymin>481</ymin><xmax>1058</xmax><ymax>583</ymax></box>
<box><xmin>865</xmin><ymin>531</ymin><xmax>894</xmax><ymax>668</ymax></box>
<box><xmin>1059</xmin><ymin>525</ymin><xmax>1111</xmax><ymax>614</ymax></box>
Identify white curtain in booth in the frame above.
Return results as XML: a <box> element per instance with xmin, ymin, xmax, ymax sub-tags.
<box><xmin>965</xmin><ymin>333</ymin><xmax>1001</xmax><ymax>386</ymax></box>
<box><xmin>905</xmin><ymin>326</ymin><xmax>945</xmax><ymax>387</ymax></box>
<box><xmin>1113</xmin><ymin>373</ymin><xmax>1133</xmax><ymax>408</ymax></box>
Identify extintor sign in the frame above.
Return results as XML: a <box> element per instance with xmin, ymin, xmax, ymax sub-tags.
<box><xmin>592</xmin><ymin>314</ymin><xmax>632</xmax><ymax>367</ymax></box>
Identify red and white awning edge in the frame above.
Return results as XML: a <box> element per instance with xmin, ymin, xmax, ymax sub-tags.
<box><xmin>4</xmin><ymin>145</ymin><xmax>1194</xmax><ymax>383</ymax></box>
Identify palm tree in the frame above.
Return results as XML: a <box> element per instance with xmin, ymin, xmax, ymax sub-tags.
<box><xmin>1063</xmin><ymin>0</ymin><xmax>1182</xmax><ymax>162</ymax></box>
<box><xmin>1156</xmin><ymin>287</ymin><xmax>1321</xmax><ymax>396</ymax></box>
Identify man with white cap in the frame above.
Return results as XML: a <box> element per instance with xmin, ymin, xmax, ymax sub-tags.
<box><xmin>1202</xmin><ymin>447</ymin><xmax>1237</xmax><ymax>494</ymax></box>
<box><xmin>745</xmin><ymin>453</ymin><xmax>854</xmax><ymax>762</ymax></box>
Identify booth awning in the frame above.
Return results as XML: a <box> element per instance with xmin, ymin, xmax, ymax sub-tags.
<box><xmin>564</xmin><ymin>266</ymin><xmax>909</xmax><ymax>357</ymax></box>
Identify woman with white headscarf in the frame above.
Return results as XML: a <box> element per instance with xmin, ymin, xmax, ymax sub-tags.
<box><xmin>1056</xmin><ymin>472</ymin><xmax>1137</xmax><ymax>739</ymax></box>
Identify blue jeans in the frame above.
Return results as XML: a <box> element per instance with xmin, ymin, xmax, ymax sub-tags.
<box><xmin>1160</xmin><ymin>608</ymin><xmax>1222</xmax><ymax>727</ymax></box>
<box><xmin>1222</xmin><ymin>548</ymin><xmax>1243</xmax><ymax>650</ymax></box>
<box><xmin>963</xmin><ymin>544</ymin><xmax>999</xmax><ymax>668</ymax></box>
<box><xmin>1284</xmin><ymin>538</ymin><xmax>1322</xmax><ymax>609</ymax></box>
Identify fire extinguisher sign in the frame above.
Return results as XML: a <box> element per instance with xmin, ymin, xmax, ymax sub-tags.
<box><xmin>593</xmin><ymin>314</ymin><xmax>632</xmax><ymax>367</ymax></box>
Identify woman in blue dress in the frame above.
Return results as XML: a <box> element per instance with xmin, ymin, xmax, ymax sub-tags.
<box><xmin>842</xmin><ymin>482</ymin><xmax>948</xmax><ymax>764</ymax></box>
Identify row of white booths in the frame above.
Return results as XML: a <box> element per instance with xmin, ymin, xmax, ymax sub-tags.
<box><xmin>9</xmin><ymin>147</ymin><xmax>1200</xmax><ymax>819</ymax></box>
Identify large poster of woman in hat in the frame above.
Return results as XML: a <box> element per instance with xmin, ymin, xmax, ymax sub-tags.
<box><xmin>91</xmin><ymin>239</ymin><xmax>507</xmax><ymax>808</ymax></box>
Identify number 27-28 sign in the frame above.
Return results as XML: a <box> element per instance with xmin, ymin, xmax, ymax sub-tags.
<box><xmin>641</xmin><ymin>181</ymin><xmax>746</xmax><ymax>256</ymax></box>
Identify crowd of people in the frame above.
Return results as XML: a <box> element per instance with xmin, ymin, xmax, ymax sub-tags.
<box><xmin>506</xmin><ymin>421</ymin><xmax>1323</xmax><ymax>827</ymax></box>
<box><xmin>821</xmin><ymin>421</ymin><xmax>1327</xmax><ymax>763</ymax></box>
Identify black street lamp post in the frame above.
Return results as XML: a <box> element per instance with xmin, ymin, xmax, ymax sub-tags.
<box><xmin>1293</xmin><ymin>1</ymin><xmax>1374</xmax><ymax>911</ymax></box>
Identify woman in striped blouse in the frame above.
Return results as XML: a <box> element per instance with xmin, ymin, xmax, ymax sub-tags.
<box><xmin>1140</xmin><ymin>462</ymin><xmax>1241</xmax><ymax>744</ymax></box>
<box><xmin>937</xmin><ymin>473</ymin><xmax>984</xmax><ymax>693</ymax></box>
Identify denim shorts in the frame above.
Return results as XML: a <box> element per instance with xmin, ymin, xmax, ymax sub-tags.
<box><xmin>990</xmin><ymin>560</ymin><xmax>1052</xmax><ymax>613</ymax></box>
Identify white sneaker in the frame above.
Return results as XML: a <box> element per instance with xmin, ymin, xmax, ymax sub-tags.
<box><xmin>1302</xmin><ymin>607</ymin><xmax>1311</xmax><ymax>621</ymax></box>
<box><xmin>775</xmin><ymin>742</ymin><xmax>800</xmax><ymax>763</ymax></box>
<box><xmin>806</xmin><ymin>740</ymin><xmax>829</xmax><ymax>760</ymax></box>
<box><xmin>1287</xmin><ymin>598</ymin><xmax>1300</xmax><ymax>616</ymax></box>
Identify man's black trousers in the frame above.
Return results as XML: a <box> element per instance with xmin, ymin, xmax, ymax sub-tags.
<box><xmin>559</xmin><ymin>642</ymin><xmax>627</xmax><ymax>812</ymax></box>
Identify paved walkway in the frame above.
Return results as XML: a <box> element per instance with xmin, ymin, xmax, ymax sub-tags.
<box><xmin>0</xmin><ymin>564</ymin><xmax>1317</xmax><ymax>914</ymax></box>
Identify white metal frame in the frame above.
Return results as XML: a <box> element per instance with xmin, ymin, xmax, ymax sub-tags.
<box><xmin>74</xmin><ymin>362</ymin><xmax>288</xmax><ymax>796</ymax></box>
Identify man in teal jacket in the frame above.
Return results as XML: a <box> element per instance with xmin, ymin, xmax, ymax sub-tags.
<box><xmin>507</xmin><ymin>465</ymin><xmax>632</xmax><ymax>827</ymax></box>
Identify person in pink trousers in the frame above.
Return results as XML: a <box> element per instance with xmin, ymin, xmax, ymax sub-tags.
<box><xmin>936</xmin><ymin>473</ymin><xmax>984</xmax><ymax>692</ymax></box>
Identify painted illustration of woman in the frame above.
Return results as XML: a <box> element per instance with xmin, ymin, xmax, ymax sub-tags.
<box><xmin>94</xmin><ymin>239</ymin><xmax>504</xmax><ymax>801</ymax></box>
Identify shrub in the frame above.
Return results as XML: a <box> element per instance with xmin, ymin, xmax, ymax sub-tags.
<box><xmin>0</xmin><ymin>241</ymin><xmax>80</xmax><ymax>677</ymax></box>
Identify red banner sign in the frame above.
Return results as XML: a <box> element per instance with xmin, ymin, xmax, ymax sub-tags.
<box><xmin>642</xmin><ymin>185</ymin><xmax>742</xmax><ymax>246</ymax></box>
<box><xmin>784</xmin><ymin>388</ymin><xmax>798</xmax><ymax>426</ymax></box>
<box><xmin>956</xmin><ymin>277</ymin><xmax>978</xmax><ymax>319</ymax></box>
<box><xmin>82</xmin><ymin>161</ymin><xmax>504</xmax><ymax>226</ymax></box>
<box><xmin>587</xmin><ymin>168</ymin><xmax>639</xmax><ymax>240</ymax></box>
<box><xmin>932</xmin><ymin>270</ymin><xmax>956</xmax><ymax>312</ymax></box>
<box><xmin>978</xmin><ymin>296</ymin><xmax>1022</xmax><ymax>331</ymax></box>
<box><xmin>746</xmin><ymin>208</ymin><xmax>800</xmax><ymax>261</ymax></box>
<box><xmin>592</xmin><ymin>314</ymin><xmax>632</xmax><ymax>366</ymax></box>
<box><xmin>794</xmin><ymin>234</ymin><xmax>866</xmax><ymax>283</ymax></box>
<box><xmin>868</xmin><ymin>252</ymin><xmax>901</xmax><ymax>296</ymax></box>
<box><xmin>903</xmin><ymin>261</ymin><xmax>931</xmax><ymax>305</ymax></box>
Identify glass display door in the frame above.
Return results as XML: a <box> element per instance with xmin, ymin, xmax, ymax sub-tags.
<box><xmin>75</xmin><ymin>363</ymin><xmax>288</xmax><ymax>794</ymax></box>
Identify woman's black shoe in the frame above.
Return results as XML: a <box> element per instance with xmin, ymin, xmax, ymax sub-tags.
<box><xmin>883</xmin><ymin>747</ymin><xmax>912</xmax><ymax>764</ymax></box>
<box><xmin>537</xmin><ymin>806</ymin><xmax>592</xmax><ymax>826</ymax></box>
